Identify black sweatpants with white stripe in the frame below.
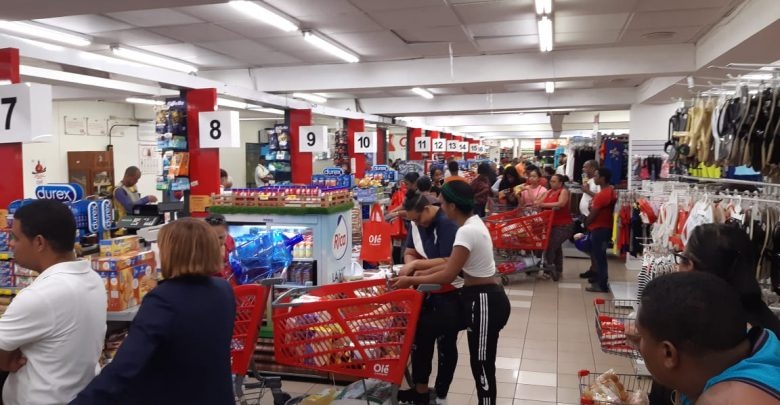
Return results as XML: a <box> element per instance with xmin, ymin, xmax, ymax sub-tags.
<box><xmin>458</xmin><ymin>284</ymin><xmax>511</xmax><ymax>405</ymax></box>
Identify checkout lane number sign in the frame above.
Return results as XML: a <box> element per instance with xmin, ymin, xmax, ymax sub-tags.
<box><xmin>332</xmin><ymin>214</ymin><xmax>348</xmax><ymax>260</ymax></box>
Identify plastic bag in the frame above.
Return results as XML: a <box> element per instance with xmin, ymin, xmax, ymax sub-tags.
<box><xmin>230</xmin><ymin>228</ymin><xmax>298</xmax><ymax>285</ymax></box>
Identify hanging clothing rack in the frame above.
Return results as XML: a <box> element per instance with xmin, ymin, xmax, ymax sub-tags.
<box><xmin>672</xmin><ymin>174</ymin><xmax>780</xmax><ymax>188</ymax></box>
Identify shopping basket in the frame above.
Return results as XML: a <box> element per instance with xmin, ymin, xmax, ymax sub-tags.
<box><xmin>490</xmin><ymin>210</ymin><xmax>553</xmax><ymax>251</ymax></box>
<box><xmin>272</xmin><ymin>279</ymin><xmax>388</xmax><ymax>312</ymax></box>
<box><xmin>232</xmin><ymin>284</ymin><xmax>290</xmax><ymax>405</ymax></box>
<box><xmin>593</xmin><ymin>298</ymin><xmax>642</xmax><ymax>359</ymax></box>
<box><xmin>577</xmin><ymin>370</ymin><xmax>652</xmax><ymax>405</ymax></box>
<box><xmin>272</xmin><ymin>281</ymin><xmax>424</xmax><ymax>385</ymax></box>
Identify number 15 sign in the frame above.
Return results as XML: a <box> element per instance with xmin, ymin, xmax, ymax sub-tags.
<box><xmin>0</xmin><ymin>83</ymin><xmax>53</xmax><ymax>144</ymax></box>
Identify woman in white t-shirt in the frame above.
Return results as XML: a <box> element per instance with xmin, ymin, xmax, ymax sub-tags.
<box><xmin>392</xmin><ymin>180</ymin><xmax>510</xmax><ymax>405</ymax></box>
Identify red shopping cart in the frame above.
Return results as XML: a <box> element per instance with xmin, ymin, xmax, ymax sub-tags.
<box><xmin>577</xmin><ymin>370</ymin><xmax>652</xmax><ymax>404</ymax></box>
<box><xmin>593</xmin><ymin>298</ymin><xmax>642</xmax><ymax>359</ymax></box>
<box><xmin>272</xmin><ymin>280</ymin><xmax>424</xmax><ymax>386</ymax></box>
<box><xmin>486</xmin><ymin>209</ymin><xmax>555</xmax><ymax>285</ymax></box>
<box><xmin>232</xmin><ymin>284</ymin><xmax>291</xmax><ymax>405</ymax></box>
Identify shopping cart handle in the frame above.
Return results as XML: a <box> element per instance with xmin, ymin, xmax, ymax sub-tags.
<box><xmin>261</xmin><ymin>278</ymin><xmax>285</xmax><ymax>286</ymax></box>
<box><xmin>271</xmin><ymin>285</ymin><xmax>319</xmax><ymax>308</ymax></box>
<box><xmin>417</xmin><ymin>284</ymin><xmax>441</xmax><ymax>292</ymax></box>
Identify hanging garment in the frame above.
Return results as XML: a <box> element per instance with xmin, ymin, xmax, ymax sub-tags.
<box><xmin>603</xmin><ymin>140</ymin><xmax>626</xmax><ymax>184</ymax></box>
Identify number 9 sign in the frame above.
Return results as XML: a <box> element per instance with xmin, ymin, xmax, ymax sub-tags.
<box><xmin>299</xmin><ymin>126</ymin><xmax>328</xmax><ymax>152</ymax></box>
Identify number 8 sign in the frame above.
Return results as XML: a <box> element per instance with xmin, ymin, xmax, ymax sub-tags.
<box><xmin>298</xmin><ymin>126</ymin><xmax>328</xmax><ymax>152</ymax></box>
<box><xmin>199</xmin><ymin>111</ymin><xmax>240</xmax><ymax>148</ymax></box>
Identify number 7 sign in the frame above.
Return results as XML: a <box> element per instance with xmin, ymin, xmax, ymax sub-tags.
<box><xmin>0</xmin><ymin>83</ymin><xmax>53</xmax><ymax>144</ymax></box>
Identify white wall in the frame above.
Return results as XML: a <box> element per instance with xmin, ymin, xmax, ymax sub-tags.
<box><xmin>22</xmin><ymin>101</ymin><xmax>160</xmax><ymax>199</ymax></box>
<box><xmin>628</xmin><ymin>103</ymin><xmax>678</xmax><ymax>157</ymax></box>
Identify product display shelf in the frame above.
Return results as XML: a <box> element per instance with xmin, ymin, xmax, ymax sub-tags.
<box><xmin>106</xmin><ymin>306</ymin><xmax>139</xmax><ymax>322</ymax></box>
<box><xmin>0</xmin><ymin>251</ymin><xmax>12</xmax><ymax>260</ymax></box>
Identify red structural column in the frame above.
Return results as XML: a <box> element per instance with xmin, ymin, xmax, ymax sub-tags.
<box><xmin>407</xmin><ymin>127</ymin><xmax>423</xmax><ymax>161</ymax></box>
<box><xmin>376</xmin><ymin>127</ymin><xmax>387</xmax><ymax>165</ymax></box>
<box><xmin>186</xmin><ymin>88</ymin><xmax>219</xmax><ymax>217</ymax></box>
<box><xmin>345</xmin><ymin>118</ymin><xmax>366</xmax><ymax>177</ymax></box>
<box><xmin>0</xmin><ymin>48</ymin><xmax>22</xmax><ymax>209</ymax></box>
<box><xmin>288</xmin><ymin>109</ymin><xmax>313</xmax><ymax>183</ymax></box>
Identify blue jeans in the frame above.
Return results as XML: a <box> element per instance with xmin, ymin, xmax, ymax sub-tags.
<box><xmin>589</xmin><ymin>228</ymin><xmax>612</xmax><ymax>290</ymax></box>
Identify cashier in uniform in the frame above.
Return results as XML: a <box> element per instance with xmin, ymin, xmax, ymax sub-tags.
<box><xmin>113</xmin><ymin>166</ymin><xmax>158</xmax><ymax>221</ymax></box>
<box><xmin>397</xmin><ymin>192</ymin><xmax>461</xmax><ymax>405</ymax></box>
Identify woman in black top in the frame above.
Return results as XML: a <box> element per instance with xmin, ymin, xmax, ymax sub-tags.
<box><xmin>496</xmin><ymin>166</ymin><xmax>524</xmax><ymax>207</ymax></box>
<box><xmin>649</xmin><ymin>223</ymin><xmax>780</xmax><ymax>405</ymax></box>
<box><xmin>71</xmin><ymin>218</ymin><xmax>235</xmax><ymax>405</ymax></box>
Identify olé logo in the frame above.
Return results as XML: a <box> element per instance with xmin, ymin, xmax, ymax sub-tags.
<box><xmin>373</xmin><ymin>363</ymin><xmax>390</xmax><ymax>376</ymax></box>
<box><xmin>34</xmin><ymin>183</ymin><xmax>84</xmax><ymax>203</ymax></box>
<box><xmin>368</xmin><ymin>234</ymin><xmax>382</xmax><ymax>246</ymax></box>
<box><xmin>332</xmin><ymin>214</ymin><xmax>348</xmax><ymax>260</ymax></box>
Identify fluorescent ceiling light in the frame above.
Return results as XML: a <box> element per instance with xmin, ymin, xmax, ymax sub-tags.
<box><xmin>0</xmin><ymin>21</ymin><xmax>91</xmax><ymax>47</ymax></box>
<box><xmin>240</xmin><ymin>117</ymin><xmax>284</xmax><ymax>121</ymax></box>
<box><xmin>14</xmin><ymin>36</ymin><xmax>65</xmax><ymax>51</ymax></box>
<box><xmin>535</xmin><ymin>0</ymin><xmax>552</xmax><ymax>14</ymax></box>
<box><xmin>742</xmin><ymin>73</ymin><xmax>774</xmax><ymax>81</ymax></box>
<box><xmin>126</xmin><ymin>97</ymin><xmax>164</xmax><ymax>106</ymax></box>
<box><xmin>217</xmin><ymin>97</ymin><xmax>249</xmax><ymax>109</ymax></box>
<box><xmin>545</xmin><ymin>81</ymin><xmax>555</xmax><ymax>93</ymax></box>
<box><xmin>537</xmin><ymin>16</ymin><xmax>553</xmax><ymax>52</ymax></box>
<box><xmin>249</xmin><ymin>107</ymin><xmax>285</xmax><ymax>115</ymax></box>
<box><xmin>20</xmin><ymin>65</ymin><xmax>179</xmax><ymax>96</ymax></box>
<box><xmin>303</xmin><ymin>31</ymin><xmax>359</xmax><ymax>63</ymax></box>
<box><xmin>111</xmin><ymin>45</ymin><xmax>198</xmax><ymax>73</ymax></box>
<box><xmin>229</xmin><ymin>0</ymin><xmax>298</xmax><ymax>32</ymax></box>
<box><xmin>292</xmin><ymin>92</ymin><xmax>327</xmax><ymax>103</ymax></box>
<box><xmin>412</xmin><ymin>87</ymin><xmax>434</xmax><ymax>99</ymax></box>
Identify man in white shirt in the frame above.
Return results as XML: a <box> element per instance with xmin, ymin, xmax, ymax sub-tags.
<box><xmin>0</xmin><ymin>200</ymin><xmax>107</xmax><ymax>405</ymax></box>
<box><xmin>254</xmin><ymin>158</ymin><xmax>272</xmax><ymax>186</ymax></box>
<box><xmin>555</xmin><ymin>154</ymin><xmax>567</xmax><ymax>176</ymax></box>
<box><xmin>579</xmin><ymin>160</ymin><xmax>602</xmax><ymax>280</ymax></box>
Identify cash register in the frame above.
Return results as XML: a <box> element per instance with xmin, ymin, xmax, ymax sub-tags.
<box><xmin>116</xmin><ymin>201</ymin><xmax>185</xmax><ymax>231</ymax></box>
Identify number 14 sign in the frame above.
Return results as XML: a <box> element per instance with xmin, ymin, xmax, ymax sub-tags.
<box><xmin>0</xmin><ymin>83</ymin><xmax>53</xmax><ymax>144</ymax></box>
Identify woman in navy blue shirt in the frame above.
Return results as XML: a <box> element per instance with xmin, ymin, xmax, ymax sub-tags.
<box><xmin>397</xmin><ymin>192</ymin><xmax>461</xmax><ymax>405</ymax></box>
<box><xmin>71</xmin><ymin>218</ymin><xmax>235</xmax><ymax>405</ymax></box>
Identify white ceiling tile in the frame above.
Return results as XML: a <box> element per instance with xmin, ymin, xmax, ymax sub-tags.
<box><xmin>469</xmin><ymin>19</ymin><xmax>538</xmax><ymax>37</ymax></box>
<box><xmin>394</xmin><ymin>26</ymin><xmax>471</xmax><ymax>43</ymax></box>
<box><xmin>216</xmin><ymin>19</ymin><xmax>301</xmax><ymax>40</ymax></box>
<box><xmin>328</xmin><ymin>31</ymin><xmax>413</xmax><ymax>58</ymax></box>
<box><xmin>256</xmin><ymin>35</ymin><xmax>368</xmax><ymax>64</ymax></box>
<box><xmin>149</xmin><ymin>23</ymin><xmax>244</xmax><ymax>43</ymax></box>
<box><xmin>92</xmin><ymin>28</ymin><xmax>179</xmax><ymax>46</ymax></box>
<box><xmin>453</xmin><ymin>0</ymin><xmax>533</xmax><ymax>24</ymax></box>
<box><xmin>620</xmin><ymin>26</ymin><xmax>706</xmax><ymax>45</ymax></box>
<box><xmin>107</xmin><ymin>8</ymin><xmax>203</xmax><ymax>27</ymax></box>
<box><xmin>636</xmin><ymin>0</ymin><xmax>732</xmax><ymax>11</ymax></box>
<box><xmin>304</xmin><ymin>12</ymin><xmax>382</xmax><ymax>35</ymax></box>
<box><xmin>628</xmin><ymin>9</ymin><xmax>724</xmax><ymax>30</ymax></box>
<box><xmin>350</xmin><ymin>0</ymin><xmax>444</xmax><ymax>12</ymax></box>
<box><xmin>555</xmin><ymin>30</ymin><xmax>621</xmax><ymax>47</ymax></box>
<box><xmin>476</xmin><ymin>35</ymin><xmax>537</xmax><ymax>53</ymax></box>
<box><xmin>554</xmin><ymin>0</ymin><xmax>639</xmax><ymax>16</ymax></box>
<box><xmin>555</xmin><ymin>13</ymin><xmax>631</xmax><ymax>33</ymax></box>
<box><xmin>175</xmin><ymin>4</ymin><xmax>247</xmax><ymax>23</ymax></box>
<box><xmin>264</xmin><ymin>0</ymin><xmax>362</xmax><ymax>17</ymax></box>
<box><xmin>407</xmin><ymin>41</ymin><xmax>480</xmax><ymax>58</ymax></box>
<box><xmin>138</xmin><ymin>43</ymin><xmax>245</xmax><ymax>68</ymax></box>
<box><xmin>34</xmin><ymin>15</ymin><xmax>134</xmax><ymax>34</ymax></box>
<box><xmin>369</xmin><ymin>5</ymin><xmax>461</xmax><ymax>29</ymax></box>
<box><xmin>197</xmin><ymin>39</ymin><xmax>302</xmax><ymax>66</ymax></box>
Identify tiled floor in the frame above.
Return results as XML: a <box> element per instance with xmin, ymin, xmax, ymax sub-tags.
<box><xmin>255</xmin><ymin>257</ymin><xmax>636</xmax><ymax>405</ymax></box>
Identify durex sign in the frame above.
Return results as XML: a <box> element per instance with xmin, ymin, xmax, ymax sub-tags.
<box><xmin>87</xmin><ymin>201</ymin><xmax>99</xmax><ymax>234</ymax></box>
<box><xmin>35</xmin><ymin>183</ymin><xmax>84</xmax><ymax>203</ymax></box>
<box><xmin>99</xmin><ymin>199</ymin><xmax>113</xmax><ymax>230</ymax></box>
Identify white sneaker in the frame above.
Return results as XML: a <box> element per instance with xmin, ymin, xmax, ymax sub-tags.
<box><xmin>434</xmin><ymin>397</ymin><xmax>447</xmax><ymax>405</ymax></box>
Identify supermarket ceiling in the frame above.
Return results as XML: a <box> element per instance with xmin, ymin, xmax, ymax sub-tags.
<box><xmin>2</xmin><ymin>0</ymin><xmax>780</xmax><ymax>126</ymax></box>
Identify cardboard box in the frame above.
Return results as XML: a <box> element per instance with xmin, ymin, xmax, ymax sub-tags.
<box><xmin>132</xmin><ymin>260</ymin><xmax>158</xmax><ymax>304</ymax></box>
<box><xmin>103</xmin><ymin>267</ymin><xmax>135</xmax><ymax>312</ymax></box>
<box><xmin>99</xmin><ymin>236</ymin><xmax>141</xmax><ymax>258</ymax></box>
<box><xmin>92</xmin><ymin>250</ymin><xmax>155</xmax><ymax>272</ymax></box>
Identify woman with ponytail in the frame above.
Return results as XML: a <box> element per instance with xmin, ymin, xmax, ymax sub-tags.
<box><xmin>392</xmin><ymin>180</ymin><xmax>510</xmax><ymax>405</ymax></box>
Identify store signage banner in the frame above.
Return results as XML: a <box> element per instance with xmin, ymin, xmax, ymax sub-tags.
<box><xmin>458</xmin><ymin>142</ymin><xmax>468</xmax><ymax>153</ymax></box>
<box><xmin>0</xmin><ymin>83</ymin><xmax>53</xmax><ymax>144</ymax></box>
<box><xmin>332</xmin><ymin>214</ymin><xmax>349</xmax><ymax>260</ymax></box>
<box><xmin>299</xmin><ymin>125</ymin><xmax>329</xmax><ymax>153</ymax></box>
<box><xmin>34</xmin><ymin>183</ymin><xmax>84</xmax><ymax>203</ymax></box>
<box><xmin>198</xmin><ymin>110</ymin><xmax>240</xmax><ymax>148</ymax></box>
<box><xmin>432</xmin><ymin>138</ymin><xmax>447</xmax><ymax>152</ymax></box>
<box><xmin>446</xmin><ymin>140</ymin><xmax>459</xmax><ymax>152</ymax></box>
<box><xmin>87</xmin><ymin>201</ymin><xmax>99</xmax><ymax>234</ymax></box>
<box><xmin>99</xmin><ymin>199</ymin><xmax>113</xmax><ymax>231</ymax></box>
<box><xmin>414</xmin><ymin>136</ymin><xmax>431</xmax><ymax>152</ymax></box>
<box><xmin>354</xmin><ymin>131</ymin><xmax>377</xmax><ymax>153</ymax></box>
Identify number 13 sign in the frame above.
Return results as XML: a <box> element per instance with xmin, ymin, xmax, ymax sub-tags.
<box><xmin>354</xmin><ymin>131</ymin><xmax>377</xmax><ymax>153</ymax></box>
<box><xmin>0</xmin><ymin>83</ymin><xmax>53</xmax><ymax>144</ymax></box>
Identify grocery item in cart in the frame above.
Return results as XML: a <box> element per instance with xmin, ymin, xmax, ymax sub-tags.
<box><xmin>230</xmin><ymin>229</ymin><xmax>297</xmax><ymax>284</ymax></box>
<box><xmin>581</xmin><ymin>369</ymin><xmax>648</xmax><ymax>405</ymax></box>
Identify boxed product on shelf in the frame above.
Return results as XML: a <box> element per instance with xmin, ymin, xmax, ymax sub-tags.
<box><xmin>0</xmin><ymin>261</ymin><xmax>13</xmax><ymax>287</ymax></box>
<box><xmin>92</xmin><ymin>250</ymin><xmax>155</xmax><ymax>272</ymax></box>
<box><xmin>354</xmin><ymin>187</ymin><xmax>383</xmax><ymax>203</ymax></box>
<box><xmin>99</xmin><ymin>235</ymin><xmax>141</xmax><ymax>257</ymax></box>
<box><xmin>15</xmin><ymin>276</ymin><xmax>35</xmax><ymax>289</ymax></box>
<box><xmin>0</xmin><ymin>229</ymin><xmax>10</xmax><ymax>251</ymax></box>
<box><xmin>12</xmin><ymin>264</ymin><xmax>38</xmax><ymax>277</ymax></box>
<box><xmin>312</xmin><ymin>173</ymin><xmax>354</xmax><ymax>188</ymax></box>
<box><xmin>100</xmin><ymin>267</ymin><xmax>134</xmax><ymax>312</ymax></box>
<box><xmin>168</xmin><ymin>152</ymin><xmax>190</xmax><ymax>177</ymax></box>
<box><xmin>132</xmin><ymin>261</ymin><xmax>158</xmax><ymax>304</ymax></box>
<box><xmin>157</xmin><ymin>135</ymin><xmax>188</xmax><ymax>150</ymax></box>
<box><xmin>213</xmin><ymin>185</ymin><xmax>352</xmax><ymax>208</ymax></box>
<box><xmin>169</xmin><ymin>177</ymin><xmax>191</xmax><ymax>191</ymax></box>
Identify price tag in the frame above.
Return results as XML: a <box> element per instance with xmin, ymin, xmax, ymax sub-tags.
<box><xmin>0</xmin><ymin>83</ymin><xmax>53</xmax><ymax>144</ymax></box>
<box><xmin>299</xmin><ymin>125</ymin><xmax>328</xmax><ymax>153</ymax></box>
<box><xmin>458</xmin><ymin>141</ymin><xmax>468</xmax><ymax>152</ymax></box>
<box><xmin>469</xmin><ymin>144</ymin><xmax>480</xmax><ymax>153</ymax></box>
<box><xmin>199</xmin><ymin>110</ymin><xmax>240</xmax><ymax>148</ymax></box>
<box><xmin>415</xmin><ymin>136</ymin><xmax>431</xmax><ymax>152</ymax></box>
<box><xmin>354</xmin><ymin>131</ymin><xmax>377</xmax><ymax>153</ymax></box>
<box><xmin>446</xmin><ymin>140</ymin><xmax>459</xmax><ymax>152</ymax></box>
<box><xmin>432</xmin><ymin>138</ymin><xmax>446</xmax><ymax>152</ymax></box>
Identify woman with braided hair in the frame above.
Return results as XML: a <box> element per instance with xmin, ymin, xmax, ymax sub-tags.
<box><xmin>393</xmin><ymin>180</ymin><xmax>510</xmax><ymax>405</ymax></box>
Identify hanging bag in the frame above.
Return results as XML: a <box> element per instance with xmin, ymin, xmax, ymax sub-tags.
<box><xmin>360</xmin><ymin>204</ymin><xmax>392</xmax><ymax>263</ymax></box>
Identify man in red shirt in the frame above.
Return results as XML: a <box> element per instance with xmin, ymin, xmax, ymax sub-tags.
<box><xmin>584</xmin><ymin>168</ymin><xmax>616</xmax><ymax>293</ymax></box>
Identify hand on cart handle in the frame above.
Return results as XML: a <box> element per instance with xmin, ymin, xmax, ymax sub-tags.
<box><xmin>390</xmin><ymin>275</ymin><xmax>414</xmax><ymax>290</ymax></box>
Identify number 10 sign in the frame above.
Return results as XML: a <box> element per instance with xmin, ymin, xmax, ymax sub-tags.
<box><xmin>354</xmin><ymin>131</ymin><xmax>377</xmax><ymax>153</ymax></box>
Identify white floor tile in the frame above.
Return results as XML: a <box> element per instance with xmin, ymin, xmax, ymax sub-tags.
<box><xmin>507</xmin><ymin>290</ymin><xmax>534</xmax><ymax>297</ymax></box>
<box><xmin>516</xmin><ymin>371</ymin><xmax>557</xmax><ymax>387</ymax></box>
<box><xmin>557</xmin><ymin>283</ymin><xmax>582</xmax><ymax>289</ymax></box>
<box><xmin>510</xmin><ymin>300</ymin><xmax>532</xmax><ymax>308</ymax></box>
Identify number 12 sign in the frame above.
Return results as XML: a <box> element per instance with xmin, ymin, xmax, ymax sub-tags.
<box><xmin>354</xmin><ymin>131</ymin><xmax>377</xmax><ymax>153</ymax></box>
<box><xmin>432</xmin><ymin>139</ymin><xmax>446</xmax><ymax>152</ymax></box>
<box><xmin>0</xmin><ymin>83</ymin><xmax>53</xmax><ymax>144</ymax></box>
